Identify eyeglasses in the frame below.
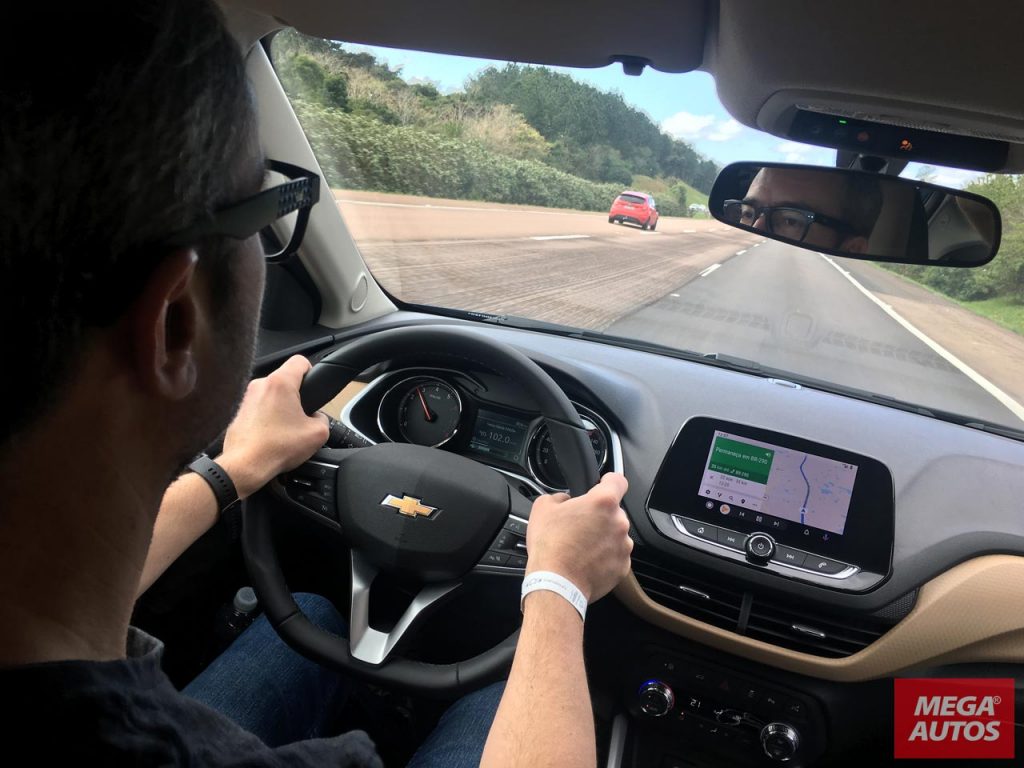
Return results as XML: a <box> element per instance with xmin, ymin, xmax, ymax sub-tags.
<box><xmin>722</xmin><ymin>199</ymin><xmax>852</xmax><ymax>243</ymax></box>
<box><xmin>161</xmin><ymin>159</ymin><xmax>321</xmax><ymax>264</ymax></box>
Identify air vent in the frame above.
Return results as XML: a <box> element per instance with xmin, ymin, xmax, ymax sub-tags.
<box><xmin>632</xmin><ymin>555</ymin><xmax>915</xmax><ymax>659</ymax></box>
<box><xmin>632</xmin><ymin>558</ymin><xmax>744</xmax><ymax>632</ymax></box>
<box><xmin>745</xmin><ymin>596</ymin><xmax>895</xmax><ymax>658</ymax></box>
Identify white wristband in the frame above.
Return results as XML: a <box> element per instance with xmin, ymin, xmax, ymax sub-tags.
<box><xmin>521</xmin><ymin>571</ymin><xmax>588</xmax><ymax>622</ymax></box>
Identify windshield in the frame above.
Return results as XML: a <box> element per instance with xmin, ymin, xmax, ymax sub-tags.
<box><xmin>271</xmin><ymin>32</ymin><xmax>1024</xmax><ymax>434</ymax></box>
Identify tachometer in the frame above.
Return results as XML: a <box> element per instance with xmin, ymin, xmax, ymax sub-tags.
<box><xmin>529</xmin><ymin>416</ymin><xmax>608</xmax><ymax>490</ymax></box>
<box><xmin>396</xmin><ymin>378</ymin><xmax>463</xmax><ymax>447</ymax></box>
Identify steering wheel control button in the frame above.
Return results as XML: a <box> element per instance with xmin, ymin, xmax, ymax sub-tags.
<box><xmin>492</xmin><ymin>529</ymin><xmax>526</xmax><ymax>553</ymax></box>
<box><xmin>637</xmin><ymin>680</ymin><xmax>675</xmax><ymax>717</ymax></box>
<box><xmin>806</xmin><ymin>555</ymin><xmax>846</xmax><ymax>574</ymax></box>
<box><xmin>771</xmin><ymin>545</ymin><xmax>807</xmax><ymax>568</ymax></box>
<box><xmin>760</xmin><ymin>722</ymin><xmax>800</xmax><ymax>762</ymax></box>
<box><xmin>481</xmin><ymin>551</ymin><xmax>510</xmax><ymax>567</ymax></box>
<box><xmin>718</xmin><ymin>529</ymin><xmax>744</xmax><ymax>550</ymax></box>
<box><xmin>504</xmin><ymin>517</ymin><xmax>528</xmax><ymax>536</ymax></box>
<box><xmin>745</xmin><ymin>533</ymin><xmax>775</xmax><ymax>563</ymax></box>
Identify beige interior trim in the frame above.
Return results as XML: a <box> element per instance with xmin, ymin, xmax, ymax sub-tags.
<box><xmin>320</xmin><ymin>381</ymin><xmax>367</xmax><ymax>420</ymax></box>
<box><xmin>614</xmin><ymin>555</ymin><xmax>1024</xmax><ymax>681</ymax></box>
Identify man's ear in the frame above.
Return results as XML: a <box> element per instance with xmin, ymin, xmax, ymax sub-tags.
<box><xmin>840</xmin><ymin>235</ymin><xmax>870</xmax><ymax>254</ymax></box>
<box><xmin>127</xmin><ymin>249</ymin><xmax>202</xmax><ymax>401</ymax></box>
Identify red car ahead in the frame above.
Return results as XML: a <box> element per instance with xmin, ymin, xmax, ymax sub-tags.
<box><xmin>608</xmin><ymin>191</ymin><xmax>659</xmax><ymax>230</ymax></box>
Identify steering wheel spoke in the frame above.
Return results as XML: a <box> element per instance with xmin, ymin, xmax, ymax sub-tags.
<box><xmin>349</xmin><ymin>551</ymin><xmax>460</xmax><ymax>666</ymax></box>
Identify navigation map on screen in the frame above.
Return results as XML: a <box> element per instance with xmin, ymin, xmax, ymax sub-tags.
<box><xmin>697</xmin><ymin>431</ymin><xmax>858</xmax><ymax>535</ymax></box>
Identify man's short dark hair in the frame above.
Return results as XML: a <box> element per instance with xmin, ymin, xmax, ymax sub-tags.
<box><xmin>0</xmin><ymin>0</ymin><xmax>259</xmax><ymax>447</ymax></box>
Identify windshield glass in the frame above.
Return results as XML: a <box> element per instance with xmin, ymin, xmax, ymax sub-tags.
<box><xmin>271</xmin><ymin>32</ymin><xmax>1024</xmax><ymax>434</ymax></box>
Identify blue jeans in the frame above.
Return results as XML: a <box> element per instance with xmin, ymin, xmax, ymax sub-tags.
<box><xmin>183</xmin><ymin>593</ymin><xmax>504</xmax><ymax>767</ymax></box>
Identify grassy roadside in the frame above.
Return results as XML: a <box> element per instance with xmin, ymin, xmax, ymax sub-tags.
<box><xmin>954</xmin><ymin>295</ymin><xmax>1024</xmax><ymax>336</ymax></box>
<box><xmin>631</xmin><ymin>174</ymin><xmax>709</xmax><ymax>209</ymax></box>
<box><xmin>876</xmin><ymin>264</ymin><xmax>1024</xmax><ymax>336</ymax></box>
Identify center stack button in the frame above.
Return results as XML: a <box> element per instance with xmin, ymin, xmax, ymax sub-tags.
<box><xmin>745</xmin><ymin>532</ymin><xmax>775</xmax><ymax>564</ymax></box>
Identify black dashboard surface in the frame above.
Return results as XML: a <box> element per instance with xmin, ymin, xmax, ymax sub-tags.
<box><xmin>311</xmin><ymin>310</ymin><xmax>1024</xmax><ymax>614</ymax></box>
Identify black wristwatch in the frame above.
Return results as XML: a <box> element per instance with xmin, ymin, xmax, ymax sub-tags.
<box><xmin>187</xmin><ymin>454</ymin><xmax>240</xmax><ymax>516</ymax></box>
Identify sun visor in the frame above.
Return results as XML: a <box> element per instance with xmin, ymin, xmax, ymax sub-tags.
<box><xmin>222</xmin><ymin>0</ymin><xmax>708</xmax><ymax>73</ymax></box>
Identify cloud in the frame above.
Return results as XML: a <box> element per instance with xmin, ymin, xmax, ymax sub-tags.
<box><xmin>661</xmin><ymin>111</ymin><xmax>716</xmax><ymax>140</ymax></box>
<box><xmin>707</xmin><ymin>119</ymin><xmax>743</xmax><ymax>142</ymax></box>
<box><xmin>775</xmin><ymin>141</ymin><xmax>815</xmax><ymax>163</ymax></box>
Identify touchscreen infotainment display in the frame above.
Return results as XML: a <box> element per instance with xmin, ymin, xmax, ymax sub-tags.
<box><xmin>698</xmin><ymin>430</ymin><xmax>859</xmax><ymax>536</ymax></box>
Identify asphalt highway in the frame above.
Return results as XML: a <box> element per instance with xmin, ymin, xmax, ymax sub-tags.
<box><xmin>338</xmin><ymin>192</ymin><xmax>1024</xmax><ymax>429</ymax></box>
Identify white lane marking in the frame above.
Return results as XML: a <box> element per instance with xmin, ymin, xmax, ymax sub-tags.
<box><xmin>530</xmin><ymin>234</ymin><xmax>590</xmax><ymax>241</ymax></box>
<box><xmin>752</xmin><ymin>243</ymin><xmax>761</xmax><ymax>248</ymax></box>
<box><xmin>336</xmin><ymin>198</ymin><xmax>597</xmax><ymax>217</ymax></box>
<box><xmin>735</xmin><ymin>249</ymin><xmax>748</xmax><ymax>256</ymax></box>
<box><xmin>820</xmin><ymin>254</ymin><xmax>1024</xmax><ymax>424</ymax></box>
<box><xmin>670</xmin><ymin>293</ymin><xmax>681</xmax><ymax>298</ymax></box>
<box><xmin>699</xmin><ymin>263</ymin><xmax>721</xmax><ymax>278</ymax></box>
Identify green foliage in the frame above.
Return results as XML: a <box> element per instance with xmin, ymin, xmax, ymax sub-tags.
<box><xmin>294</xmin><ymin>101</ymin><xmax>624</xmax><ymax>211</ymax></box>
<box><xmin>466</xmin><ymin>64</ymin><xmax>719</xmax><ymax>192</ymax></box>
<box><xmin>886</xmin><ymin>175</ymin><xmax>1024</xmax><ymax>308</ymax></box>
<box><xmin>271</xmin><ymin>30</ymin><xmax>718</xmax><ymax>213</ymax></box>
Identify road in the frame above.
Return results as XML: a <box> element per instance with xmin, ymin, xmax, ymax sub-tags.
<box><xmin>338</xmin><ymin>191</ymin><xmax>1024</xmax><ymax>429</ymax></box>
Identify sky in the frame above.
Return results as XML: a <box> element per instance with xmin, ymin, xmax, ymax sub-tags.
<box><xmin>344</xmin><ymin>43</ymin><xmax>984</xmax><ymax>190</ymax></box>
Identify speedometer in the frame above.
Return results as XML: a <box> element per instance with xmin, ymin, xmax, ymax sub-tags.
<box><xmin>395</xmin><ymin>378</ymin><xmax>463</xmax><ymax>447</ymax></box>
<box><xmin>528</xmin><ymin>416</ymin><xmax>608</xmax><ymax>490</ymax></box>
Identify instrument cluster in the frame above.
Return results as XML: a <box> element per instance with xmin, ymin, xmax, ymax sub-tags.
<box><xmin>345</xmin><ymin>369</ymin><xmax>617</xmax><ymax>493</ymax></box>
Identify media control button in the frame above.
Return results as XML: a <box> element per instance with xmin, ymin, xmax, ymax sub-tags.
<box><xmin>745</xmin><ymin>533</ymin><xmax>775</xmax><ymax>563</ymax></box>
<box><xmin>717</xmin><ymin>529</ymin><xmax>745</xmax><ymax>550</ymax></box>
<box><xmin>805</xmin><ymin>556</ymin><xmax>848</xmax><ymax>575</ymax></box>
<box><xmin>772</xmin><ymin>545</ymin><xmax>807</xmax><ymax>568</ymax></box>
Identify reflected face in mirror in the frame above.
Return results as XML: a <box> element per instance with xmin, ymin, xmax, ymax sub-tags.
<box><xmin>734</xmin><ymin>168</ymin><xmax>883</xmax><ymax>253</ymax></box>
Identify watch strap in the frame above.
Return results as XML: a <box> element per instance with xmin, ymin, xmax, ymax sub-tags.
<box><xmin>187</xmin><ymin>454</ymin><xmax>239</xmax><ymax>516</ymax></box>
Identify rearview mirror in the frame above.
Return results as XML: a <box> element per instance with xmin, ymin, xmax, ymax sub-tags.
<box><xmin>709</xmin><ymin>162</ymin><xmax>1001</xmax><ymax>267</ymax></box>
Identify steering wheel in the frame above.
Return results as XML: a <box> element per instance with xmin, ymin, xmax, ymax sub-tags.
<box><xmin>242</xmin><ymin>326</ymin><xmax>600</xmax><ymax>696</ymax></box>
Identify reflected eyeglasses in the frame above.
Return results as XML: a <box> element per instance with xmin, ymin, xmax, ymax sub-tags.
<box><xmin>722</xmin><ymin>199</ymin><xmax>852</xmax><ymax>243</ymax></box>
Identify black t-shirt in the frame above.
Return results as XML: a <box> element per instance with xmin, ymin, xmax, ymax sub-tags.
<box><xmin>0</xmin><ymin>627</ymin><xmax>383</xmax><ymax>766</ymax></box>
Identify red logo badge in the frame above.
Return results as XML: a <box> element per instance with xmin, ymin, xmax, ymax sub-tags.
<box><xmin>894</xmin><ymin>678</ymin><xmax>1015</xmax><ymax>760</ymax></box>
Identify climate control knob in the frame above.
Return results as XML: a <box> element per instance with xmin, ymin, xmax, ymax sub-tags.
<box><xmin>760</xmin><ymin>722</ymin><xmax>800</xmax><ymax>762</ymax></box>
<box><xmin>637</xmin><ymin>680</ymin><xmax>675</xmax><ymax>717</ymax></box>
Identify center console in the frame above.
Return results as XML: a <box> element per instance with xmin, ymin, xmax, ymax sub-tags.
<box><xmin>647</xmin><ymin>417</ymin><xmax>895</xmax><ymax>591</ymax></box>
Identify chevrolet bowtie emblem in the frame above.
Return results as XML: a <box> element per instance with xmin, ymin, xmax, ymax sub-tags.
<box><xmin>381</xmin><ymin>494</ymin><xmax>438</xmax><ymax>519</ymax></box>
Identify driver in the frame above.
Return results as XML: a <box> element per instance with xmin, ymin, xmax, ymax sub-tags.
<box><xmin>725</xmin><ymin>166</ymin><xmax>883</xmax><ymax>253</ymax></box>
<box><xmin>0</xmin><ymin>2</ymin><xmax>632</xmax><ymax>767</ymax></box>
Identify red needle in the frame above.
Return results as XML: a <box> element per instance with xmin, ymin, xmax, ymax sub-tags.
<box><xmin>415</xmin><ymin>387</ymin><xmax>435</xmax><ymax>422</ymax></box>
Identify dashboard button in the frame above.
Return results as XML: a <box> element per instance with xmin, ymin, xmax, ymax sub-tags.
<box><xmin>506</xmin><ymin>554</ymin><xmax>527</xmax><ymax>568</ymax></box>
<box><xmin>676</xmin><ymin>517</ymin><xmax>721</xmax><ymax>543</ymax></box>
<box><xmin>718</xmin><ymin>529</ymin><xmax>745</xmax><ymax>550</ymax></box>
<box><xmin>805</xmin><ymin>556</ymin><xmax>848</xmax><ymax>575</ymax></box>
<box><xmin>745</xmin><ymin>533</ymin><xmax>775</xmax><ymax>563</ymax></box>
<box><xmin>772</xmin><ymin>545</ymin><xmax>807</xmax><ymax>568</ymax></box>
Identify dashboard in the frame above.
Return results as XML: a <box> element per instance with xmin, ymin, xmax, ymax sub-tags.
<box><xmin>295</xmin><ymin>311</ymin><xmax>1024</xmax><ymax>766</ymax></box>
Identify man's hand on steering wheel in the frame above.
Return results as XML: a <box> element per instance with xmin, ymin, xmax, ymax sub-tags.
<box><xmin>218</xmin><ymin>356</ymin><xmax>330</xmax><ymax>500</ymax></box>
<box><xmin>525</xmin><ymin>473</ymin><xmax>633</xmax><ymax>604</ymax></box>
